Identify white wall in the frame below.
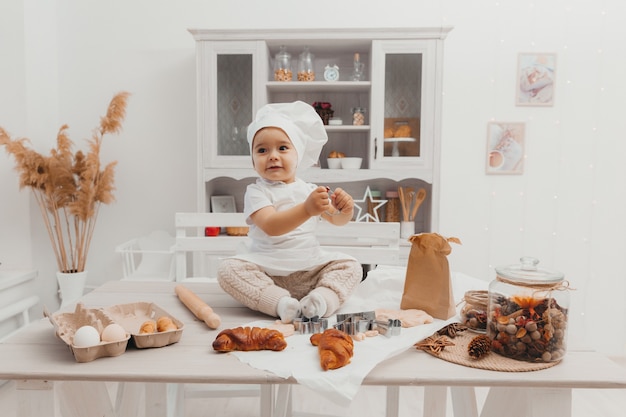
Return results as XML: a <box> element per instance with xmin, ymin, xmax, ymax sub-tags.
<box><xmin>1</xmin><ymin>0</ymin><xmax>625</xmax><ymax>355</ymax></box>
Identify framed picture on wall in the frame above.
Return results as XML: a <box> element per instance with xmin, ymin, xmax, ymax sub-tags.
<box><xmin>210</xmin><ymin>195</ymin><xmax>236</xmax><ymax>213</ymax></box>
<box><xmin>515</xmin><ymin>53</ymin><xmax>556</xmax><ymax>106</ymax></box>
<box><xmin>486</xmin><ymin>122</ymin><xmax>525</xmax><ymax>175</ymax></box>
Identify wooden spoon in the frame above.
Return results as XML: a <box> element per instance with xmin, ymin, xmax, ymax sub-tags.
<box><xmin>410</xmin><ymin>188</ymin><xmax>427</xmax><ymax>221</ymax></box>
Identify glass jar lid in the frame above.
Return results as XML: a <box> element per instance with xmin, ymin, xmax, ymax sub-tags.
<box><xmin>495</xmin><ymin>256</ymin><xmax>564</xmax><ymax>285</ymax></box>
<box><xmin>275</xmin><ymin>46</ymin><xmax>291</xmax><ymax>64</ymax></box>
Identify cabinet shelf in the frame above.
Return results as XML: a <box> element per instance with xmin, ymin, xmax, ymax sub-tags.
<box><xmin>203</xmin><ymin>168</ymin><xmax>433</xmax><ymax>184</ymax></box>
<box><xmin>266</xmin><ymin>81</ymin><xmax>371</xmax><ymax>94</ymax></box>
<box><xmin>326</xmin><ymin>125</ymin><xmax>369</xmax><ymax>133</ymax></box>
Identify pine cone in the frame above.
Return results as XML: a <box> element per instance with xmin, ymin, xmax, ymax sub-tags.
<box><xmin>467</xmin><ymin>335</ymin><xmax>491</xmax><ymax>359</ymax></box>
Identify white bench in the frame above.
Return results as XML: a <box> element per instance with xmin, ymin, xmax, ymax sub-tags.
<box><xmin>174</xmin><ymin>212</ymin><xmax>401</xmax><ymax>281</ymax></box>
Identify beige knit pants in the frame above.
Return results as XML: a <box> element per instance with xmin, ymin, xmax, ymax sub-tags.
<box><xmin>217</xmin><ymin>258</ymin><xmax>363</xmax><ymax>318</ymax></box>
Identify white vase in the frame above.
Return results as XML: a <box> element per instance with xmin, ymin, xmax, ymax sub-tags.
<box><xmin>56</xmin><ymin>271</ymin><xmax>87</xmax><ymax>307</ymax></box>
<box><xmin>400</xmin><ymin>221</ymin><xmax>415</xmax><ymax>239</ymax></box>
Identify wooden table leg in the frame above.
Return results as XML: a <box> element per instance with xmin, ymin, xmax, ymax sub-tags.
<box><xmin>272</xmin><ymin>384</ymin><xmax>289</xmax><ymax>417</ymax></box>
<box><xmin>423</xmin><ymin>386</ymin><xmax>448</xmax><ymax>417</ymax></box>
<box><xmin>480</xmin><ymin>387</ymin><xmax>572</xmax><ymax>417</ymax></box>
<box><xmin>56</xmin><ymin>381</ymin><xmax>116</xmax><ymax>417</ymax></box>
<box><xmin>450</xmin><ymin>386</ymin><xmax>479</xmax><ymax>417</ymax></box>
<box><xmin>16</xmin><ymin>380</ymin><xmax>54</xmax><ymax>417</ymax></box>
<box><xmin>386</xmin><ymin>386</ymin><xmax>400</xmax><ymax>417</ymax></box>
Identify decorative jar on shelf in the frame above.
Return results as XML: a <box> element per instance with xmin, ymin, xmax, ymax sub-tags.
<box><xmin>487</xmin><ymin>257</ymin><xmax>570</xmax><ymax>363</ymax></box>
<box><xmin>274</xmin><ymin>45</ymin><xmax>292</xmax><ymax>81</ymax></box>
<box><xmin>297</xmin><ymin>46</ymin><xmax>315</xmax><ymax>81</ymax></box>
<box><xmin>351</xmin><ymin>107</ymin><xmax>366</xmax><ymax>126</ymax></box>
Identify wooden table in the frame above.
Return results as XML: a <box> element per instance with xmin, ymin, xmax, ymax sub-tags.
<box><xmin>0</xmin><ymin>280</ymin><xmax>625</xmax><ymax>417</ymax></box>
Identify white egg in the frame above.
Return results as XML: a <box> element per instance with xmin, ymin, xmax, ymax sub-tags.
<box><xmin>101</xmin><ymin>323</ymin><xmax>127</xmax><ymax>342</ymax></box>
<box><xmin>73</xmin><ymin>325</ymin><xmax>101</xmax><ymax>347</ymax></box>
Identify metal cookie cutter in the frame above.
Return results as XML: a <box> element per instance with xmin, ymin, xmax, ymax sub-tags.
<box><xmin>373</xmin><ymin>319</ymin><xmax>402</xmax><ymax>337</ymax></box>
<box><xmin>334</xmin><ymin>311</ymin><xmax>376</xmax><ymax>335</ymax></box>
<box><xmin>293</xmin><ymin>316</ymin><xmax>329</xmax><ymax>335</ymax></box>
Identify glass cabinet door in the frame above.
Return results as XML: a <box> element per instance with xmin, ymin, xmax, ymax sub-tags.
<box><xmin>370</xmin><ymin>40</ymin><xmax>436</xmax><ymax>170</ymax></box>
<box><xmin>201</xmin><ymin>41</ymin><xmax>266</xmax><ymax>168</ymax></box>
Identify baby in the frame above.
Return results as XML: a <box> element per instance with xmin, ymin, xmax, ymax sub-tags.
<box><xmin>217</xmin><ymin>101</ymin><xmax>363</xmax><ymax>323</ymax></box>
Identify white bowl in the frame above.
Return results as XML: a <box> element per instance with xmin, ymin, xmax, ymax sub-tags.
<box><xmin>341</xmin><ymin>157</ymin><xmax>362</xmax><ymax>169</ymax></box>
<box><xmin>327</xmin><ymin>158</ymin><xmax>343</xmax><ymax>169</ymax></box>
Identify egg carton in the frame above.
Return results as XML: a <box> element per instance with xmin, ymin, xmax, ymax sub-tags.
<box><xmin>45</xmin><ymin>303</ymin><xmax>130</xmax><ymax>363</ymax></box>
<box><xmin>45</xmin><ymin>301</ymin><xmax>184</xmax><ymax>363</ymax></box>
<box><xmin>105</xmin><ymin>302</ymin><xmax>184</xmax><ymax>349</ymax></box>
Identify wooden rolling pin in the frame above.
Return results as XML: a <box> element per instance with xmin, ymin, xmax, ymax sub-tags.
<box><xmin>175</xmin><ymin>284</ymin><xmax>221</xmax><ymax>329</ymax></box>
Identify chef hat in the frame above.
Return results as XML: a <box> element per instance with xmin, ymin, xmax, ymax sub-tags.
<box><xmin>247</xmin><ymin>101</ymin><xmax>327</xmax><ymax>169</ymax></box>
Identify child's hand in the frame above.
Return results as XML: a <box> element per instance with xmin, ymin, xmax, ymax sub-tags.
<box><xmin>304</xmin><ymin>186</ymin><xmax>331</xmax><ymax>216</ymax></box>
<box><xmin>330</xmin><ymin>187</ymin><xmax>354</xmax><ymax>215</ymax></box>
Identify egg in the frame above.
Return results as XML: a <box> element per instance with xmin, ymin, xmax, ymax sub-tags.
<box><xmin>73</xmin><ymin>325</ymin><xmax>101</xmax><ymax>347</ymax></box>
<box><xmin>101</xmin><ymin>323</ymin><xmax>127</xmax><ymax>342</ymax></box>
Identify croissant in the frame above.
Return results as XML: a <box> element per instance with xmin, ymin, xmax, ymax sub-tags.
<box><xmin>310</xmin><ymin>328</ymin><xmax>354</xmax><ymax>371</ymax></box>
<box><xmin>212</xmin><ymin>326</ymin><xmax>287</xmax><ymax>352</ymax></box>
<box><xmin>139</xmin><ymin>320</ymin><xmax>157</xmax><ymax>334</ymax></box>
<box><xmin>157</xmin><ymin>316</ymin><xmax>178</xmax><ymax>332</ymax></box>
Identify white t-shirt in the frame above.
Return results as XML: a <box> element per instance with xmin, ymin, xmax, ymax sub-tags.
<box><xmin>231</xmin><ymin>177</ymin><xmax>353</xmax><ymax>276</ymax></box>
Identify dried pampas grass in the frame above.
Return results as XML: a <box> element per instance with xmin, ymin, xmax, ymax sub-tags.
<box><xmin>0</xmin><ymin>92</ymin><xmax>130</xmax><ymax>273</ymax></box>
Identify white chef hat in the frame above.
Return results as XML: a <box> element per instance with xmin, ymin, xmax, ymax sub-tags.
<box><xmin>247</xmin><ymin>101</ymin><xmax>327</xmax><ymax>169</ymax></box>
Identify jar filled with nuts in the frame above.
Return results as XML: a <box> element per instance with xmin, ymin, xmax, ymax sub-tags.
<box><xmin>274</xmin><ymin>45</ymin><xmax>292</xmax><ymax>82</ymax></box>
<box><xmin>297</xmin><ymin>46</ymin><xmax>315</xmax><ymax>81</ymax></box>
<box><xmin>487</xmin><ymin>257</ymin><xmax>570</xmax><ymax>363</ymax></box>
<box><xmin>460</xmin><ymin>290</ymin><xmax>488</xmax><ymax>333</ymax></box>
<box><xmin>351</xmin><ymin>107</ymin><xmax>366</xmax><ymax>126</ymax></box>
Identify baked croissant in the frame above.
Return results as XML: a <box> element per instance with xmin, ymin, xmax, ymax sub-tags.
<box><xmin>212</xmin><ymin>326</ymin><xmax>287</xmax><ymax>352</ymax></box>
<box><xmin>157</xmin><ymin>316</ymin><xmax>178</xmax><ymax>332</ymax></box>
<box><xmin>310</xmin><ymin>328</ymin><xmax>354</xmax><ymax>371</ymax></box>
<box><xmin>139</xmin><ymin>320</ymin><xmax>157</xmax><ymax>334</ymax></box>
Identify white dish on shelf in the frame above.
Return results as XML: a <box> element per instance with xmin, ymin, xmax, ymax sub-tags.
<box><xmin>327</xmin><ymin>158</ymin><xmax>343</xmax><ymax>169</ymax></box>
<box><xmin>341</xmin><ymin>157</ymin><xmax>362</xmax><ymax>169</ymax></box>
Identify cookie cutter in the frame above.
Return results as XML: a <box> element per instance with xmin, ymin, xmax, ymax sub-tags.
<box><xmin>293</xmin><ymin>316</ymin><xmax>329</xmax><ymax>335</ymax></box>
<box><xmin>373</xmin><ymin>319</ymin><xmax>402</xmax><ymax>337</ymax></box>
<box><xmin>334</xmin><ymin>311</ymin><xmax>377</xmax><ymax>336</ymax></box>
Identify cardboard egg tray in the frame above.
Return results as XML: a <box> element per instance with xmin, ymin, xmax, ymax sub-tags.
<box><xmin>46</xmin><ymin>301</ymin><xmax>184</xmax><ymax>363</ymax></box>
<box><xmin>105</xmin><ymin>302</ymin><xmax>184</xmax><ymax>349</ymax></box>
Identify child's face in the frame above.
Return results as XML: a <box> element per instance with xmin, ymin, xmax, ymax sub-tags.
<box><xmin>251</xmin><ymin>127</ymin><xmax>298</xmax><ymax>183</ymax></box>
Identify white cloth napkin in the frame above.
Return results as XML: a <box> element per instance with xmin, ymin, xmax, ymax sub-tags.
<box><xmin>231</xmin><ymin>266</ymin><xmax>486</xmax><ymax>406</ymax></box>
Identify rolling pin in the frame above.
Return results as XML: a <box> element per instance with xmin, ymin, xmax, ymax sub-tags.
<box><xmin>175</xmin><ymin>284</ymin><xmax>221</xmax><ymax>329</ymax></box>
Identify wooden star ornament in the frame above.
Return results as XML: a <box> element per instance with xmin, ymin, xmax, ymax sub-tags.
<box><xmin>353</xmin><ymin>186</ymin><xmax>387</xmax><ymax>222</ymax></box>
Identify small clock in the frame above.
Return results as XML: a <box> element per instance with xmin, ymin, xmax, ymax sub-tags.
<box><xmin>324</xmin><ymin>64</ymin><xmax>339</xmax><ymax>82</ymax></box>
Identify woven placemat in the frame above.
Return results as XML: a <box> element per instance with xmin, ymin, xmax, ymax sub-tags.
<box><xmin>419</xmin><ymin>331</ymin><xmax>560</xmax><ymax>372</ymax></box>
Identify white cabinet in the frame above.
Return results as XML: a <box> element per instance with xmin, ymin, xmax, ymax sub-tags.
<box><xmin>189</xmin><ymin>28</ymin><xmax>451</xmax><ymax>233</ymax></box>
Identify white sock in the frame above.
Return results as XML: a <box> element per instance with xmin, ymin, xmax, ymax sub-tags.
<box><xmin>277</xmin><ymin>297</ymin><xmax>300</xmax><ymax>323</ymax></box>
<box><xmin>300</xmin><ymin>292</ymin><xmax>327</xmax><ymax>319</ymax></box>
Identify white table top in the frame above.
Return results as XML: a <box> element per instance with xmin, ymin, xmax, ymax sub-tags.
<box><xmin>1</xmin><ymin>280</ymin><xmax>625</xmax><ymax>390</ymax></box>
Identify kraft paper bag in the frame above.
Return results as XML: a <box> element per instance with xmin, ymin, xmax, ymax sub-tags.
<box><xmin>400</xmin><ymin>233</ymin><xmax>461</xmax><ymax>320</ymax></box>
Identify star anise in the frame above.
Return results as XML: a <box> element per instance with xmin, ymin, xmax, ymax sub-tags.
<box><xmin>437</xmin><ymin>322</ymin><xmax>468</xmax><ymax>338</ymax></box>
<box><xmin>414</xmin><ymin>335</ymin><xmax>455</xmax><ymax>355</ymax></box>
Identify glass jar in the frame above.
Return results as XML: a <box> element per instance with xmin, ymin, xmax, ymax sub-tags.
<box><xmin>487</xmin><ymin>257</ymin><xmax>569</xmax><ymax>363</ymax></box>
<box><xmin>274</xmin><ymin>46</ymin><xmax>292</xmax><ymax>82</ymax></box>
<box><xmin>352</xmin><ymin>107</ymin><xmax>366</xmax><ymax>126</ymax></box>
<box><xmin>385</xmin><ymin>190</ymin><xmax>400</xmax><ymax>222</ymax></box>
<box><xmin>297</xmin><ymin>46</ymin><xmax>315</xmax><ymax>81</ymax></box>
<box><xmin>460</xmin><ymin>290</ymin><xmax>488</xmax><ymax>333</ymax></box>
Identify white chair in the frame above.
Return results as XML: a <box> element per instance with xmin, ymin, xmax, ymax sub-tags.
<box><xmin>115</xmin><ymin>230</ymin><xmax>176</xmax><ymax>281</ymax></box>
<box><xmin>174</xmin><ymin>212</ymin><xmax>401</xmax><ymax>282</ymax></box>
<box><xmin>1</xmin><ymin>295</ymin><xmax>39</xmax><ymax>388</ymax></box>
